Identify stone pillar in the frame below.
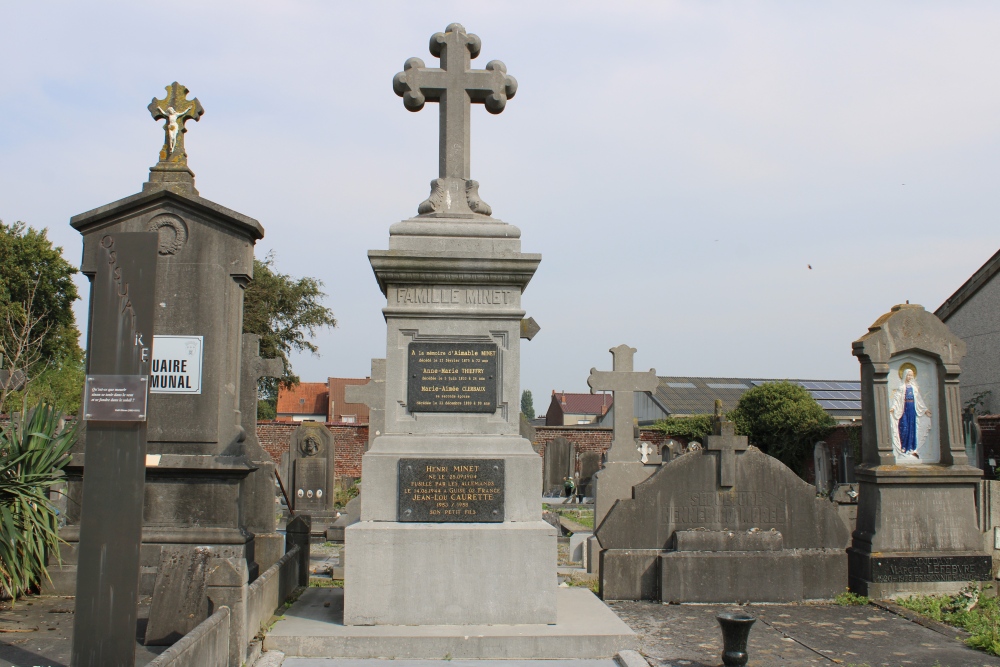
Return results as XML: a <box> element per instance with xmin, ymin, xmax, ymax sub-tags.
<box><xmin>206</xmin><ymin>558</ymin><xmax>249</xmax><ymax>667</ymax></box>
<box><xmin>285</xmin><ymin>515</ymin><xmax>311</xmax><ymax>588</ymax></box>
<box><xmin>849</xmin><ymin>303</ymin><xmax>990</xmax><ymax>597</ymax></box>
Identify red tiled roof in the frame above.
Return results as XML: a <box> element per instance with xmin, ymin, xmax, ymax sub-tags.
<box><xmin>328</xmin><ymin>377</ymin><xmax>371</xmax><ymax>423</ymax></box>
<box><xmin>276</xmin><ymin>382</ymin><xmax>329</xmax><ymax>417</ymax></box>
<box><xmin>551</xmin><ymin>392</ymin><xmax>612</xmax><ymax>415</ymax></box>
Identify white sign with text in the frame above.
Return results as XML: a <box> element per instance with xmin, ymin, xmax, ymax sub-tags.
<box><xmin>150</xmin><ymin>335</ymin><xmax>203</xmax><ymax>394</ymax></box>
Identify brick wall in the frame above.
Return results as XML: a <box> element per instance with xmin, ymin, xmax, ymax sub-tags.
<box><xmin>530</xmin><ymin>425</ymin><xmax>670</xmax><ymax>476</ymax></box>
<box><xmin>257</xmin><ymin>421</ymin><xmax>367</xmax><ymax>480</ymax></box>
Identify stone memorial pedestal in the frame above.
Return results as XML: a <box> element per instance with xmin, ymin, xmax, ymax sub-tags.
<box><xmin>849</xmin><ymin>304</ymin><xmax>990</xmax><ymax>598</ymax></box>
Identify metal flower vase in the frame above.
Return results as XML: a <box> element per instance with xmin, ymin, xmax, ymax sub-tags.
<box><xmin>716</xmin><ymin>611</ymin><xmax>756</xmax><ymax>667</ymax></box>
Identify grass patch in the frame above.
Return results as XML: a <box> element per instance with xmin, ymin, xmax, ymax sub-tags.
<box><xmin>309</xmin><ymin>577</ymin><xmax>344</xmax><ymax>588</ymax></box>
<box><xmin>563</xmin><ymin>574</ymin><xmax>599</xmax><ymax>594</ymax></box>
<box><xmin>551</xmin><ymin>508</ymin><xmax>594</xmax><ymax>530</ymax></box>
<box><xmin>834</xmin><ymin>589</ymin><xmax>870</xmax><ymax>606</ymax></box>
<box><xmin>896</xmin><ymin>583</ymin><xmax>1000</xmax><ymax>655</ymax></box>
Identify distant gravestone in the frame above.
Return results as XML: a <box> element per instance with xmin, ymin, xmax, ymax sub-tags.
<box><xmin>587</xmin><ymin>344</ymin><xmax>659</xmax><ymax>538</ymax></box>
<box><xmin>344</xmin><ymin>358</ymin><xmax>385</xmax><ymax>452</ymax></box>
<box><xmin>596</xmin><ymin>415</ymin><xmax>850</xmax><ymax>602</ymax></box>
<box><xmin>661</xmin><ymin>439</ymin><xmax>684</xmax><ymax>464</ymax></box>
<box><xmin>814</xmin><ymin>441</ymin><xmax>831</xmax><ymax>496</ymax></box>
<box><xmin>543</xmin><ymin>437</ymin><xmax>574</xmax><ymax>495</ymax></box>
<box><xmin>290</xmin><ymin>422</ymin><xmax>335</xmax><ymax>518</ymax></box>
<box><xmin>579</xmin><ymin>451</ymin><xmax>601</xmax><ymax>492</ymax></box>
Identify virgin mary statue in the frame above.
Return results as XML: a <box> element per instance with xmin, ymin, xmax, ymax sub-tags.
<box><xmin>889</xmin><ymin>366</ymin><xmax>932</xmax><ymax>458</ymax></box>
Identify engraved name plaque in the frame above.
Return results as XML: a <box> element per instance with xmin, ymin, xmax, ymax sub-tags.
<box><xmin>868</xmin><ymin>555</ymin><xmax>991</xmax><ymax>583</ymax></box>
<box><xmin>407</xmin><ymin>341</ymin><xmax>498</xmax><ymax>413</ymax></box>
<box><xmin>398</xmin><ymin>458</ymin><xmax>504</xmax><ymax>522</ymax></box>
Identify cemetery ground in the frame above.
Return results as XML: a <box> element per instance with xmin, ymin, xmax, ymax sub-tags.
<box><xmin>5</xmin><ymin>542</ymin><xmax>1000</xmax><ymax>666</ymax></box>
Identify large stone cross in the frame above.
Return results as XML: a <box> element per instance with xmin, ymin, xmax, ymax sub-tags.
<box><xmin>393</xmin><ymin>23</ymin><xmax>517</xmax><ymax>217</ymax></box>
<box><xmin>240</xmin><ymin>334</ymin><xmax>284</xmax><ymax>459</ymax></box>
<box><xmin>344</xmin><ymin>358</ymin><xmax>386</xmax><ymax>450</ymax></box>
<box><xmin>148</xmin><ymin>82</ymin><xmax>204</xmax><ymax>166</ymax></box>
<box><xmin>587</xmin><ymin>345</ymin><xmax>658</xmax><ymax>463</ymax></box>
<box><xmin>704</xmin><ymin>406</ymin><xmax>748</xmax><ymax>488</ymax></box>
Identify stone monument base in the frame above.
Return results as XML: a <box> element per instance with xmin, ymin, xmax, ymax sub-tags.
<box><xmin>343</xmin><ymin>521</ymin><xmax>556</xmax><ymax>626</ymax></box>
<box><xmin>265</xmin><ymin>586</ymin><xmax>636</xmax><ymax>659</ymax></box>
<box><xmin>848</xmin><ymin>550</ymin><xmax>992</xmax><ymax>598</ymax></box>
<box><xmin>600</xmin><ymin>548</ymin><xmax>847</xmax><ymax>602</ymax></box>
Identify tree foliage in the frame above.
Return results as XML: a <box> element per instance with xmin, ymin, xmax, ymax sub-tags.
<box><xmin>242</xmin><ymin>252</ymin><xmax>337</xmax><ymax>409</ymax></box>
<box><xmin>521</xmin><ymin>390</ymin><xmax>535</xmax><ymax>420</ymax></box>
<box><xmin>730</xmin><ymin>381</ymin><xmax>835</xmax><ymax>473</ymax></box>
<box><xmin>651</xmin><ymin>414</ymin><xmax>715</xmax><ymax>441</ymax></box>
<box><xmin>0</xmin><ymin>221</ymin><xmax>83</xmax><ymax>415</ymax></box>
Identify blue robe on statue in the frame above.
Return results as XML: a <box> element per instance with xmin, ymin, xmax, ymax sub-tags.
<box><xmin>898</xmin><ymin>386</ymin><xmax>917</xmax><ymax>453</ymax></box>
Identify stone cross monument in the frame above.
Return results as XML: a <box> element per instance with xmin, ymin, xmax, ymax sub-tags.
<box><xmin>849</xmin><ymin>303</ymin><xmax>989</xmax><ymax>597</ymax></box>
<box><xmin>587</xmin><ymin>344</ymin><xmax>659</xmax><ymax>463</ymax></box>
<box><xmin>146</xmin><ymin>82</ymin><xmax>205</xmax><ymax>193</ymax></box>
<box><xmin>345</xmin><ymin>24</ymin><xmax>551</xmax><ymax>627</ymax></box>
<box><xmin>586</xmin><ymin>345</ymin><xmax>658</xmax><ymax>529</ymax></box>
<box><xmin>704</xmin><ymin>402</ymin><xmax>748</xmax><ymax>489</ymax></box>
<box><xmin>392</xmin><ymin>22</ymin><xmax>517</xmax><ymax>217</ymax></box>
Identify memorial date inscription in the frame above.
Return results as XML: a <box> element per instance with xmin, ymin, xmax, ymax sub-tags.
<box><xmin>398</xmin><ymin>458</ymin><xmax>504</xmax><ymax>522</ymax></box>
<box><xmin>407</xmin><ymin>341</ymin><xmax>498</xmax><ymax>413</ymax></box>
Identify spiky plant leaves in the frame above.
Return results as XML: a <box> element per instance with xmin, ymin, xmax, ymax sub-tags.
<box><xmin>0</xmin><ymin>402</ymin><xmax>76</xmax><ymax>601</ymax></box>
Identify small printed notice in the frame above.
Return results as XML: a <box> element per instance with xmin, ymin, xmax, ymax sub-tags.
<box><xmin>397</xmin><ymin>458</ymin><xmax>504</xmax><ymax>522</ymax></box>
<box><xmin>150</xmin><ymin>335</ymin><xmax>203</xmax><ymax>394</ymax></box>
<box><xmin>83</xmin><ymin>375</ymin><xmax>148</xmax><ymax>421</ymax></box>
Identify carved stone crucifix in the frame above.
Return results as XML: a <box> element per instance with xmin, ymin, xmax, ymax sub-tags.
<box><xmin>344</xmin><ymin>358</ymin><xmax>386</xmax><ymax>451</ymax></box>
<box><xmin>148</xmin><ymin>82</ymin><xmax>204</xmax><ymax>166</ymax></box>
<box><xmin>705</xmin><ymin>419</ymin><xmax>748</xmax><ymax>489</ymax></box>
<box><xmin>587</xmin><ymin>345</ymin><xmax>659</xmax><ymax>463</ymax></box>
<box><xmin>393</xmin><ymin>23</ymin><xmax>517</xmax><ymax>218</ymax></box>
<box><xmin>638</xmin><ymin>441</ymin><xmax>653</xmax><ymax>464</ymax></box>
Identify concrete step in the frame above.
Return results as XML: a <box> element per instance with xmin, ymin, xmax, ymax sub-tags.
<box><xmin>264</xmin><ymin>587</ymin><xmax>636</xmax><ymax>659</ymax></box>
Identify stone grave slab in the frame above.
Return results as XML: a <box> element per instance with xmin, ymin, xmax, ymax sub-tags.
<box><xmin>143</xmin><ymin>546</ymin><xmax>211</xmax><ymax>645</ymax></box>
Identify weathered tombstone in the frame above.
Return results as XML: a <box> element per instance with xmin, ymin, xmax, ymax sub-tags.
<box><xmin>579</xmin><ymin>451</ymin><xmax>601</xmax><ymax>493</ymax></box>
<box><xmin>344</xmin><ymin>358</ymin><xmax>386</xmax><ymax>451</ymax></box>
<box><xmin>661</xmin><ymin>438</ymin><xmax>684</xmax><ymax>464</ymax></box>
<box><xmin>596</xmin><ymin>413</ymin><xmax>850</xmax><ymax>602</ymax></box>
<box><xmin>241</xmin><ymin>334</ymin><xmax>284</xmax><ymax>571</ymax></box>
<box><xmin>586</xmin><ymin>345</ymin><xmax>659</xmax><ymax>574</ymax></box>
<box><xmin>63</xmin><ymin>84</ymin><xmax>268</xmax><ymax>667</ymax></box>
<box><xmin>71</xmin><ymin>232</ymin><xmax>157</xmax><ymax>667</ymax></box>
<box><xmin>289</xmin><ymin>421</ymin><xmax>336</xmax><ymax>529</ymax></box>
<box><xmin>143</xmin><ymin>546</ymin><xmax>212</xmax><ymax>645</ymax></box>
<box><xmin>543</xmin><ymin>436</ymin><xmax>575</xmax><ymax>495</ymax></box>
<box><xmin>849</xmin><ymin>303</ymin><xmax>990</xmax><ymax>597</ymax></box>
<box><xmin>345</xmin><ymin>23</ymin><xmax>555</xmax><ymax>627</ymax></box>
<box><xmin>813</xmin><ymin>441</ymin><xmax>831</xmax><ymax>495</ymax></box>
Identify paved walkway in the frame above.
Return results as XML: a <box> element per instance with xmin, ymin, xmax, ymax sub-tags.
<box><xmin>610</xmin><ymin>600</ymin><xmax>1000</xmax><ymax>667</ymax></box>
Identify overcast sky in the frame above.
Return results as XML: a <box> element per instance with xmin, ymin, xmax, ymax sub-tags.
<box><xmin>2</xmin><ymin>2</ymin><xmax>999</xmax><ymax>406</ymax></box>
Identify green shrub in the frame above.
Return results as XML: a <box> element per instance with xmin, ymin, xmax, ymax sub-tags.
<box><xmin>650</xmin><ymin>414</ymin><xmax>714</xmax><ymax>441</ymax></box>
<box><xmin>334</xmin><ymin>478</ymin><xmax>360</xmax><ymax>509</ymax></box>
<box><xmin>0</xmin><ymin>403</ymin><xmax>76</xmax><ymax>600</ymax></box>
<box><xmin>897</xmin><ymin>584</ymin><xmax>1000</xmax><ymax>656</ymax></box>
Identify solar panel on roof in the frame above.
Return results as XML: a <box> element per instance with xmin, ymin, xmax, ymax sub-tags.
<box><xmin>666</xmin><ymin>382</ymin><xmax>696</xmax><ymax>389</ymax></box>
<box><xmin>706</xmin><ymin>383</ymin><xmax>749</xmax><ymax>389</ymax></box>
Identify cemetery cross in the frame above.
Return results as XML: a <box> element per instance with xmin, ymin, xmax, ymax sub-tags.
<box><xmin>240</xmin><ymin>334</ymin><xmax>283</xmax><ymax>450</ymax></box>
<box><xmin>344</xmin><ymin>358</ymin><xmax>386</xmax><ymax>450</ymax></box>
<box><xmin>148</xmin><ymin>82</ymin><xmax>204</xmax><ymax>166</ymax></box>
<box><xmin>393</xmin><ymin>23</ymin><xmax>517</xmax><ymax>217</ymax></box>
<box><xmin>704</xmin><ymin>401</ymin><xmax>748</xmax><ymax>488</ymax></box>
<box><xmin>587</xmin><ymin>344</ymin><xmax>659</xmax><ymax>463</ymax></box>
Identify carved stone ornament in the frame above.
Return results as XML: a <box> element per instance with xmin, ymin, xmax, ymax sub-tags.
<box><xmin>299</xmin><ymin>435</ymin><xmax>321</xmax><ymax>457</ymax></box>
<box><xmin>146</xmin><ymin>214</ymin><xmax>188</xmax><ymax>255</ymax></box>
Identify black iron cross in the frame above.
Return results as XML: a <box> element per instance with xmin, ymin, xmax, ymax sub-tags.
<box><xmin>393</xmin><ymin>23</ymin><xmax>517</xmax><ymax>216</ymax></box>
